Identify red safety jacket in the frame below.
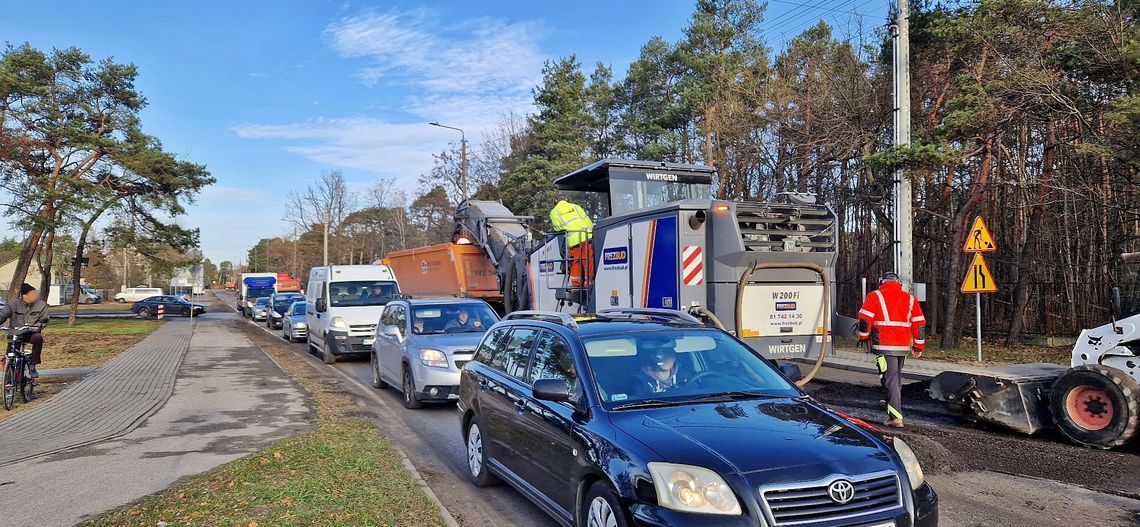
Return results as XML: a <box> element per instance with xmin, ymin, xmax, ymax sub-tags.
<box><xmin>857</xmin><ymin>281</ymin><xmax>926</xmax><ymax>356</ymax></box>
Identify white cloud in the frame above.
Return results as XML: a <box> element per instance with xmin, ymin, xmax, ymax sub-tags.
<box><xmin>234</xmin><ymin>118</ymin><xmax>442</xmax><ymax>186</ymax></box>
<box><xmin>234</xmin><ymin>8</ymin><xmax>545</xmax><ymax>179</ymax></box>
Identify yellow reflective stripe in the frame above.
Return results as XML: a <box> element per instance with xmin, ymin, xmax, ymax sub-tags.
<box><xmin>875</xmin><ymin>355</ymin><xmax>888</xmax><ymax>375</ymax></box>
<box><xmin>887</xmin><ymin>404</ymin><xmax>904</xmax><ymax>419</ymax></box>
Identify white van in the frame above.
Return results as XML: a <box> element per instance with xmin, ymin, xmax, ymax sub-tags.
<box><xmin>306</xmin><ymin>265</ymin><xmax>400</xmax><ymax>364</ymax></box>
<box><xmin>114</xmin><ymin>287</ymin><xmax>163</xmax><ymax>303</ymax></box>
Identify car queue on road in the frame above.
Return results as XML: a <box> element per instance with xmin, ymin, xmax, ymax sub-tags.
<box><xmin>232</xmin><ymin>264</ymin><xmax>938</xmax><ymax>527</ymax></box>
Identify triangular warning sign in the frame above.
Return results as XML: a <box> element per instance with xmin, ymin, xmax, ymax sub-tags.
<box><xmin>961</xmin><ymin>253</ymin><xmax>998</xmax><ymax>293</ymax></box>
<box><xmin>963</xmin><ymin>216</ymin><xmax>997</xmax><ymax>253</ymax></box>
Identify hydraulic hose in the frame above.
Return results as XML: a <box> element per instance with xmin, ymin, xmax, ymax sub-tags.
<box><xmin>735</xmin><ymin>262</ymin><xmax>832</xmax><ymax>387</ymax></box>
<box><xmin>687</xmin><ymin>305</ymin><xmax>728</xmax><ymax>331</ymax></box>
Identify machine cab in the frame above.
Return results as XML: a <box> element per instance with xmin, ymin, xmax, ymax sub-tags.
<box><xmin>552</xmin><ymin>159</ymin><xmax>715</xmax><ymax>221</ymax></box>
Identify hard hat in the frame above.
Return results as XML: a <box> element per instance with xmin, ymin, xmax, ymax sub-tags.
<box><xmin>456</xmin><ymin>236</ymin><xmax>472</xmax><ymax>245</ymax></box>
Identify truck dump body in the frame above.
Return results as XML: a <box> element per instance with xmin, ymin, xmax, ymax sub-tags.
<box><xmin>386</xmin><ymin>243</ymin><xmax>501</xmax><ymax>304</ymax></box>
<box><xmin>276</xmin><ymin>273</ymin><xmax>302</xmax><ymax>293</ymax></box>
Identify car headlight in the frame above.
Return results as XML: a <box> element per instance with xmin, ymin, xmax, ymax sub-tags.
<box><xmin>331</xmin><ymin>316</ymin><xmax>348</xmax><ymax>329</ymax></box>
<box><xmin>892</xmin><ymin>437</ymin><xmax>925</xmax><ymax>489</ymax></box>
<box><xmin>647</xmin><ymin>462</ymin><xmax>741</xmax><ymax>515</ymax></box>
<box><xmin>246</xmin><ymin>301</ymin><xmax>254</xmax><ymax>308</ymax></box>
<box><xmin>293</xmin><ymin>321</ymin><xmax>307</xmax><ymax>329</ymax></box>
<box><xmin>272</xmin><ymin>311</ymin><xmax>283</xmax><ymax>318</ymax></box>
<box><xmin>419</xmin><ymin>349</ymin><xmax>448</xmax><ymax>368</ymax></box>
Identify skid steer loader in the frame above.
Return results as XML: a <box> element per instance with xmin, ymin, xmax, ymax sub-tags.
<box><xmin>929</xmin><ymin>252</ymin><xmax>1140</xmax><ymax>448</ymax></box>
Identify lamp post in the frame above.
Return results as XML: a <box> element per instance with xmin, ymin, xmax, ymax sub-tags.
<box><xmin>429</xmin><ymin>121</ymin><xmax>468</xmax><ymax>200</ymax></box>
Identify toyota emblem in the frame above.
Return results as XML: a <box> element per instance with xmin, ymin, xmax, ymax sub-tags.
<box><xmin>827</xmin><ymin>480</ymin><xmax>855</xmax><ymax>504</ymax></box>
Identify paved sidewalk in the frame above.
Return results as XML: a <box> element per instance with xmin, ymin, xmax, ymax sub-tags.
<box><xmin>0</xmin><ymin>313</ymin><xmax>313</xmax><ymax>527</ymax></box>
<box><xmin>0</xmin><ymin>318</ymin><xmax>192</xmax><ymax>465</ymax></box>
<box><xmin>795</xmin><ymin>348</ymin><xmax>992</xmax><ymax>380</ymax></box>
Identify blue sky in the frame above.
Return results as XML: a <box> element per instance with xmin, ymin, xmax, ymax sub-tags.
<box><xmin>0</xmin><ymin>0</ymin><xmax>888</xmax><ymax>264</ymax></box>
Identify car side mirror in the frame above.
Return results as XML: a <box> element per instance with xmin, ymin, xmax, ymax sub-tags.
<box><xmin>316</xmin><ymin>298</ymin><xmax>327</xmax><ymax>312</ymax></box>
<box><xmin>382</xmin><ymin>325</ymin><xmax>402</xmax><ymax>340</ymax></box>
<box><xmin>1110</xmin><ymin>287</ymin><xmax>1122</xmax><ymax>319</ymax></box>
<box><xmin>532</xmin><ymin>378</ymin><xmax>572</xmax><ymax>402</ymax></box>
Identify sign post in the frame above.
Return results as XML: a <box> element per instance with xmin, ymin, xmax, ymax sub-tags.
<box><xmin>961</xmin><ymin>216</ymin><xmax>998</xmax><ymax>361</ymax></box>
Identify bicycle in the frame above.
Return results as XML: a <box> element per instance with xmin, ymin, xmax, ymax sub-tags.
<box><xmin>2</xmin><ymin>326</ymin><xmax>36</xmax><ymax>410</ymax></box>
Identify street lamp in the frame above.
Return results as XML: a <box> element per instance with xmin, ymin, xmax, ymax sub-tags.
<box><xmin>429</xmin><ymin>121</ymin><xmax>469</xmax><ymax>200</ymax></box>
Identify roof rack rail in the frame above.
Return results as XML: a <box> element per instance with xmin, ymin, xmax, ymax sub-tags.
<box><xmin>502</xmin><ymin>310</ymin><xmax>580</xmax><ymax>329</ymax></box>
<box><xmin>596</xmin><ymin>308</ymin><xmax>703</xmax><ymax>326</ymax></box>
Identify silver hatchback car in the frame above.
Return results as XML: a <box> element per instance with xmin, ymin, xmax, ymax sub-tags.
<box><xmin>370</xmin><ymin>299</ymin><xmax>500</xmax><ymax>409</ymax></box>
<box><xmin>281</xmin><ymin>301</ymin><xmax>308</xmax><ymax>342</ymax></box>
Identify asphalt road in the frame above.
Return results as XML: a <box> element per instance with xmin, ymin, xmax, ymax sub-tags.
<box><xmin>218</xmin><ymin>291</ymin><xmax>1140</xmax><ymax>527</ymax></box>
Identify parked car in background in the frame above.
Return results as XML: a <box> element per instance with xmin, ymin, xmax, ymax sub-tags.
<box><xmin>131</xmin><ymin>295</ymin><xmax>206</xmax><ymax>317</ymax></box>
<box><xmin>371</xmin><ymin>298</ymin><xmax>499</xmax><ymax>409</ymax></box>
<box><xmin>458</xmin><ymin>310</ymin><xmax>938</xmax><ymax>527</ymax></box>
<box><xmin>251</xmin><ymin>297</ymin><xmax>270</xmax><ymax>321</ymax></box>
<box><xmin>266</xmin><ymin>292</ymin><xmax>305</xmax><ymax>329</ymax></box>
<box><xmin>115</xmin><ymin>287</ymin><xmax>163</xmax><ymax>303</ymax></box>
<box><xmin>282</xmin><ymin>301</ymin><xmax>308</xmax><ymax>343</ymax></box>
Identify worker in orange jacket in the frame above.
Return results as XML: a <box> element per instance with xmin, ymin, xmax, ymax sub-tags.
<box><xmin>857</xmin><ymin>272</ymin><xmax>926</xmax><ymax>428</ymax></box>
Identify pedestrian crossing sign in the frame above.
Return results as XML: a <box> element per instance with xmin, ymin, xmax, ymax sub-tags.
<box><xmin>963</xmin><ymin>216</ymin><xmax>997</xmax><ymax>253</ymax></box>
<box><xmin>961</xmin><ymin>253</ymin><xmax>998</xmax><ymax>293</ymax></box>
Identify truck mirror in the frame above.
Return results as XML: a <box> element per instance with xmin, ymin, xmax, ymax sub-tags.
<box><xmin>316</xmin><ymin>298</ymin><xmax>327</xmax><ymax>312</ymax></box>
<box><xmin>1110</xmin><ymin>287</ymin><xmax>1122</xmax><ymax>319</ymax></box>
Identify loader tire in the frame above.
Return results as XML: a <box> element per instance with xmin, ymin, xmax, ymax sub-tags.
<box><xmin>1050</xmin><ymin>364</ymin><xmax>1139</xmax><ymax>449</ymax></box>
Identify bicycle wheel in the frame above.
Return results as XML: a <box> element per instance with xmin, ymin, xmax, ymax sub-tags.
<box><xmin>3</xmin><ymin>360</ymin><xmax>16</xmax><ymax>410</ymax></box>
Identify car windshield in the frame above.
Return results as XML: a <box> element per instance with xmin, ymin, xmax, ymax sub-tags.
<box><xmin>411</xmin><ymin>303</ymin><xmax>499</xmax><ymax>335</ymax></box>
<box><xmin>290</xmin><ymin>302</ymin><xmax>307</xmax><ymax>315</ymax></box>
<box><xmin>246</xmin><ymin>287</ymin><xmax>275</xmax><ymax>298</ymax></box>
<box><xmin>255</xmin><ymin>298</ymin><xmax>269</xmax><ymax>306</ymax></box>
<box><xmin>328</xmin><ymin>281</ymin><xmax>399</xmax><ymax>307</ymax></box>
<box><xmin>583</xmin><ymin>329</ymin><xmax>800</xmax><ymax>407</ymax></box>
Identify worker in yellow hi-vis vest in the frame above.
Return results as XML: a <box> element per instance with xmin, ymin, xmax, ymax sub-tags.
<box><xmin>550</xmin><ymin>192</ymin><xmax>594</xmax><ymax>286</ymax></box>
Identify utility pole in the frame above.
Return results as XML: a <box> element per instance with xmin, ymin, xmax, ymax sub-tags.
<box><xmin>892</xmin><ymin>0</ymin><xmax>914</xmax><ymax>289</ymax></box>
<box><xmin>429</xmin><ymin>122</ymin><xmax>469</xmax><ymax>200</ymax></box>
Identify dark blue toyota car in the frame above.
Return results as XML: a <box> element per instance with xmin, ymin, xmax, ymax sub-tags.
<box><xmin>458</xmin><ymin>310</ymin><xmax>937</xmax><ymax>527</ymax></box>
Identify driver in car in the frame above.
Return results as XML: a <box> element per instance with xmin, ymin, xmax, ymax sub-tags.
<box><xmin>636</xmin><ymin>341</ymin><xmax>685</xmax><ymax>394</ymax></box>
<box><xmin>444</xmin><ymin>307</ymin><xmax>482</xmax><ymax>331</ymax></box>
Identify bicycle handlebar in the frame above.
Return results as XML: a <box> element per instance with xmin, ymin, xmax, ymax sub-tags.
<box><xmin>0</xmin><ymin>326</ymin><xmax>35</xmax><ymax>333</ymax></box>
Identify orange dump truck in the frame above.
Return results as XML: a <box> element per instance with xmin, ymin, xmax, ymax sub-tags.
<box><xmin>383</xmin><ymin>242</ymin><xmax>501</xmax><ymax>306</ymax></box>
<box><xmin>276</xmin><ymin>273</ymin><xmax>303</xmax><ymax>293</ymax></box>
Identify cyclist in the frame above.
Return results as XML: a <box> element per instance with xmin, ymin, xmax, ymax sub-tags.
<box><xmin>0</xmin><ymin>283</ymin><xmax>49</xmax><ymax>379</ymax></box>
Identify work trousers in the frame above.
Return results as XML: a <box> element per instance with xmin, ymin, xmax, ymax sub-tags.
<box><xmin>875</xmin><ymin>354</ymin><xmax>905</xmax><ymax>420</ymax></box>
<box><xmin>567</xmin><ymin>244</ymin><xmax>595</xmax><ymax>287</ymax></box>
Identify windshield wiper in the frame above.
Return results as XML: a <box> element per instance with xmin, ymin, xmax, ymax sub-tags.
<box><xmin>611</xmin><ymin>399</ymin><xmax>681</xmax><ymax>410</ymax></box>
<box><xmin>682</xmin><ymin>391</ymin><xmax>788</xmax><ymax>404</ymax></box>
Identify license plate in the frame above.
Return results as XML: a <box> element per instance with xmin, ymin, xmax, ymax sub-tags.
<box><xmin>362</xmin><ymin>338</ymin><xmax>375</xmax><ymax>346</ymax></box>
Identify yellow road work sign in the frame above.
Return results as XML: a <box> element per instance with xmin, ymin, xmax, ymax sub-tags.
<box><xmin>961</xmin><ymin>253</ymin><xmax>998</xmax><ymax>293</ymax></box>
<box><xmin>963</xmin><ymin>216</ymin><xmax>997</xmax><ymax>253</ymax></box>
